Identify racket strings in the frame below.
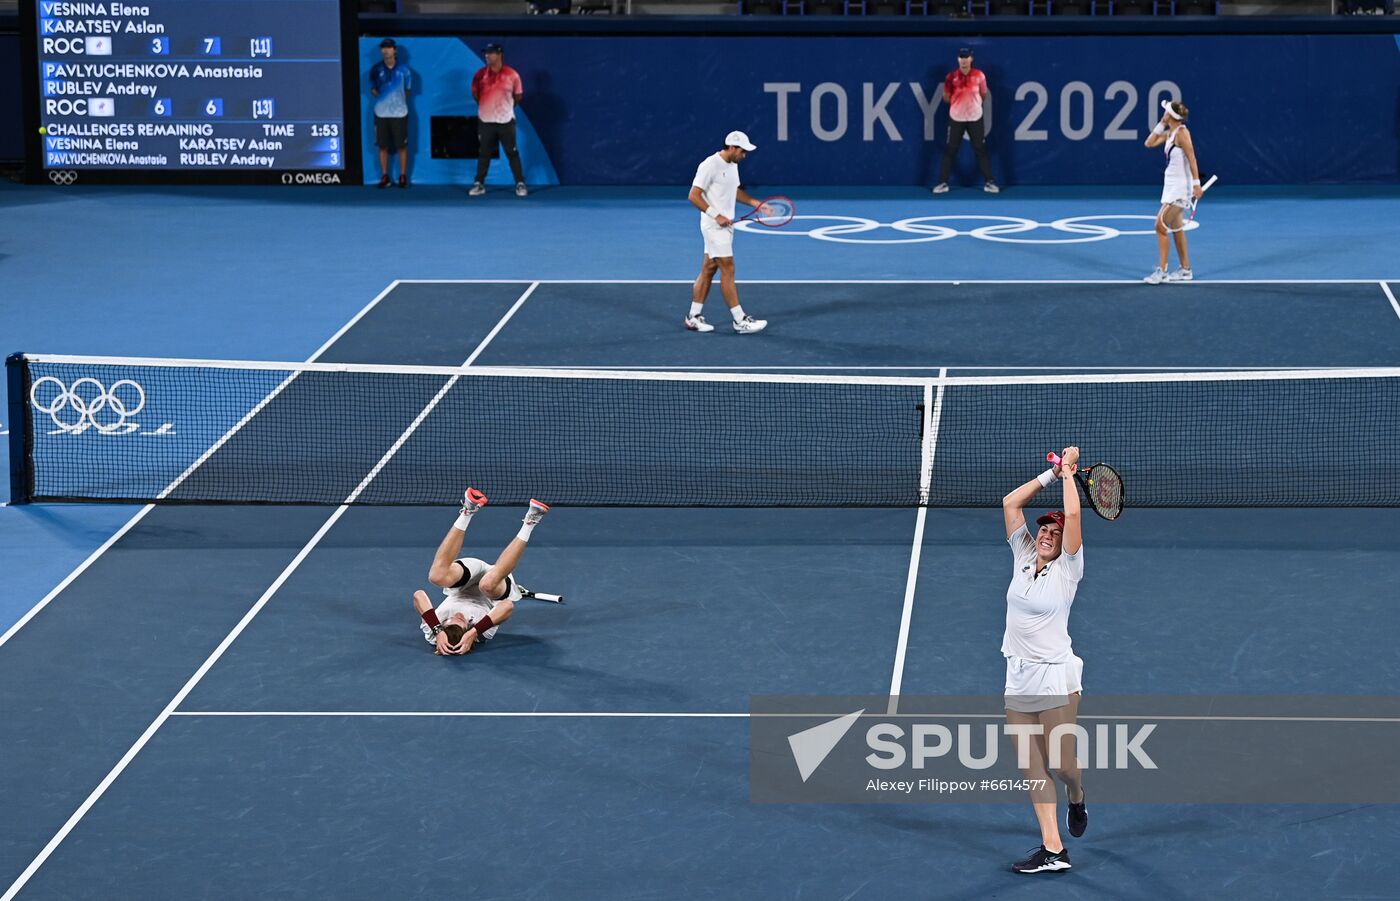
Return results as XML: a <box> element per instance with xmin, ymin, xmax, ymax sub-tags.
<box><xmin>1087</xmin><ymin>468</ymin><xmax>1124</xmax><ymax>519</ymax></box>
<box><xmin>753</xmin><ymin>198</ymin><xmax>794</xmax><ymax>228</ymax></box>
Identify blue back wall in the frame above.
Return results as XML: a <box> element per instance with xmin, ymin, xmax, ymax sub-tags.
<box><xmin>401</xmin><ymin>33</ymin><xmax>1399</xmax><ymax>186</ymax></box>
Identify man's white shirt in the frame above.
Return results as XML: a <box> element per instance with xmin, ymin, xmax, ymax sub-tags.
<box><xmin>693</xmin><ymin>152</ymin><xmax>740</xmax><ymax>227</ymax></box>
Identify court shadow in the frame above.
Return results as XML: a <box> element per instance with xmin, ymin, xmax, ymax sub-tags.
<box><xmin>466</xmin><ymin>633</ymin><xmax>691</xmax><ymax>704</ymax></box>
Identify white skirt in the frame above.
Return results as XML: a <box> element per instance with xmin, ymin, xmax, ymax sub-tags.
<box><xmin>1004</xmin><ymin>654</ymin><xmax>1083</xmax><ymax>713</ymax></box>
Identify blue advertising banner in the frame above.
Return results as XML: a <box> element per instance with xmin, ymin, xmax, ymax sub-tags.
<box><xmin>365</xmin><ymin>33</ymin><xmax>1400</xmax><ymax>186</ymax></box>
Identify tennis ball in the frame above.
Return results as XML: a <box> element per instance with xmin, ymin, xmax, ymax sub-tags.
<box><xmin>38</xmin><ymin>127</ymin><xmax>47</xmax><ymax>135</ymax></box>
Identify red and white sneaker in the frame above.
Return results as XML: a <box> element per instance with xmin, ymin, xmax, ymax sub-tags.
<box><xmin>461</xmin><ymin>487</ymin><xmax>488</xmax><ymax>515</ymax></box>
<box><xmin>684</xmin><ymin>314</ymin><xmax>715</xmax><ymax>333</ymax></box>
<box><xmin>523</xmin><ymin>499</ymin><xmax>550</xmax><ymax>526</ymax></box>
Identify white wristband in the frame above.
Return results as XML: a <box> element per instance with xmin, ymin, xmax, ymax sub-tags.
<box><xmin>1191</xmin><ymin>178</ymin><xmax>1201</xmax><ymax>186</ymax></box>
<box><xmin>704</xmin><ymin>207</ymin><xmax>718</xmax><ymax>220</ymax></box>
<box><xmin>1037</xmin><ymin>469</ymin><xmax>1058</xmax><ymax>489</ymax></box>
<box><xmin>1152</xmin><ymin>123</ymin><xmax>1167</xmax><ymax>136</ymax></box>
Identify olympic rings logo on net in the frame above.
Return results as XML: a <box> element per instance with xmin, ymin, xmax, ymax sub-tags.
<box><xmin>734</xmin><ymin>214</ymin><xmax>1198</xmax><ymax>244</ymax></box>
<box><xmin>30</xmin><ymin>376</ymin><xmax>148</xmax><ymax>435</ymax></box>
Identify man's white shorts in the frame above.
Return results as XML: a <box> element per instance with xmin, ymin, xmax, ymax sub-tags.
<box><xmin>420</xmin><ymin>558</ymin><xmax>522</xmax><ymax>643</ymax></box>
<box><xmin>1004</xmin><ymin>654</ymin><xmax>1083</xmax><ymax>713</ymax></box>
<box><xmin>701</xmin><ymin>223</ymin><xmax>734</xmax><ymax>259</ymax></box>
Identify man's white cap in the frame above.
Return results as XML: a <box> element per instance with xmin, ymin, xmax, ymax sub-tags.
<box><xmin>725</xmin><ymin>130</ymin><xmax>757</xmax><ymax>151</ymax></box>
<box><xmin>1161</xmin><ymin>99</ymin><xmax>1183</xmax><ymax>120</ymax></box>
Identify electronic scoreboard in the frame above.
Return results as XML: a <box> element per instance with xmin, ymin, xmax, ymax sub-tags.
<box><xmin>20</xmin><ymin>0</ymin><xmax>361</xmax><ymax>184</ymax></box>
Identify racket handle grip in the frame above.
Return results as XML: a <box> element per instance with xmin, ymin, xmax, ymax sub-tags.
<box><xmin>1047</xmin><ymin>452</ymin><xmax>1061</xmax><ymax>466</ymax></box>
<box><xmin>1200</xmin><ymin>174</ymin><xmax>1217</xmax><ymax>192</ymax></box>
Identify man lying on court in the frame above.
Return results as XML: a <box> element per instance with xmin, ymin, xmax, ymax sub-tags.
<box><xmin>413</xmin><ymin>487</ymin><xmax>549</xmax><ymax>656</ymax></box>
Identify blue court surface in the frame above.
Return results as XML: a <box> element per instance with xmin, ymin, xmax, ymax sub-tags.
<box><xmin>2</xmin><ymin>183</ymin><xmax>1400</xmax><ymax>899</ymax></box>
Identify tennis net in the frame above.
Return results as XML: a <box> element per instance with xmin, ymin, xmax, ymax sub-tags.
<box><xmin>8</xmin><ymin>353</ymin><xmax>1400</xmax><ymax>507</ymax></box>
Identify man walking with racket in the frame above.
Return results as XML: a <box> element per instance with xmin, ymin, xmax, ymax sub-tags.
<box><xmin>1143</xmin><ymin>99</ymin><xmax>1204</xmax><ymax>284</ymax></box>
<box><xmin>414</xmin><ymin>487</ymin><xmax>549</xmax><ymax>656</ymax></box>
<box><xmin>685</xmin><ymin>130</ymin><xmax>769</xmax><ymax>335</ymax></box>
<box><xmin>999</xmin><ymin>447</ymin><xmax>1089</xmax><ymax>874</ymax></box>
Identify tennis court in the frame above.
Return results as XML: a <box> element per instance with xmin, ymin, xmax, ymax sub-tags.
<box><xmin>8</xmin><ymin>0</ymin><xmax>1400</xmax><ymax>889</ymax></box>
<box><xmin>8</xmin><ymin>181</ymin><xmax>1400</xmax><ymax>901</ymax></box>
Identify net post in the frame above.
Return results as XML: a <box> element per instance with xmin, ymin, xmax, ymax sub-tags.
<box><xmin>918</xmin><ymin>370</ymin><xmax>948</xmax><ymax>507</ymax></box>
<box><xmin>6</xmin><ymin>353</ymin><xmax>32</xmax><ymax>504</ymax></box>
<box><xmin>918</xmin><ymin>380</ymin><xmax>929</xmax><ymax>506</ymax></box>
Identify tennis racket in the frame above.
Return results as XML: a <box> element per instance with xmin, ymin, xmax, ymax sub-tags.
<box><xmin>1047</xmin><ymin>452</ymin><xmax>1125</xmax><ymax>522</ymax></box>
<box><xmin>733</xmin><ymin>196</ymin><xmax>794</xmax><ymax>228</ymax></box>
<box><xmin>1164</xmin><ymin>174</ymin><xmax>1217</xmax><ymax>233</ymax></box>
<box><xmin>519</xmin><ymin>586</ymin><xmax>565</xmax><ymax>604</ymax></box>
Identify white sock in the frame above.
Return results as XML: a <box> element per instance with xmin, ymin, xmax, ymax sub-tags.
<box><xmin>730</xmin><ymin>305</ymin><xmax>746</xmax><ymax>323</ymax></box>
<box><xmin>517</xmin><ymin>521</ymin><xmax>536</xmax><ymax>542</ymax></box>
<box><xmin>454</xmin><ymin>512</ymin><xmax>474</xmax><ymax>532</ymax></box>
<box><xmin>689</xmin><ymin>302</ymin><xmax>703</xmax><ymax>318</ymax></box>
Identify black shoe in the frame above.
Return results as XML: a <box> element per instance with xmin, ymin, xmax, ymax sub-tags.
<box><xmin>377</xmin><ymin>174</ymin><xmax>391</xmax><ymax>189</ymax></box>
<box><xmin>397</xmin><ymin>174</ymin><xmax>408</xmax><ymax>189</ymax></box>
<box><xmin>1067</xmin><ymin>794</ymin><xmax>1087</xmax><ymax>838</ymax></box>
<box><xmin>1011</xmin><ymin>845</ymin><xmax>1071</xmax><ymax>874</ymax></box>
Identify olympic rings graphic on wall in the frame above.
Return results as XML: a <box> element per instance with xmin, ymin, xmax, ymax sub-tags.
<box><xmin>734</xmin><ymin>214</ymin><xmax>1197</xmax><ymax>244</ymax></box>
<box><xmin>48</xmin><ymin>170</ymin><xmax>78</xmax><ymax>186</ymax></box>
<box><xmin>30</xmin><ymin>376</ymin><xmax>147</xmax><ymax>434</ymax></box>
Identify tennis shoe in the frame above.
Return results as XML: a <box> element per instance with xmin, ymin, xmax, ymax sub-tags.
<box><xmin>515</xmin><ymin>183</ymin><xmax>529</xmax><ymax>197</ymax></box>
<box><xmin>733</xmin><ymin>315</ymin><xmax>768</xmax><ymax>334</ymax></box>
<box><xmin>469</xmin><ymin>183</ymin><xmax>486</xmax><ymax>196</ymax></box>
<box><xmin>1011</xmin><ymin>845</ymin><xmax>1071</xmax><ymax>874</ymax></box>
<box><xmin>984</xmin><ymin>182</ymin><xmax>1001</xmax><ymax>194</ymax></box>
<box><xmin>931</xmin><ymin>182</ymin><xmax>950</xmax><ymax>194</ymax></box>
<box><xmin>684</xmin><ymin>314</ymin><xmax>715</xmax><ymax>333</ymax></box>
<box><xmin>1067</xmin><ymin>793</ymin><xmax>1088</xmax><ymax>838</ymax></box>
<box><xmin>398</xmin><ymin>175</ymin><xmax>409</xmax><ymax>189</ymax></box>
<box><xmin>524</xmin><ymin>499</ymin><xmax>550</xmax><ymax>526</ymax></box>
<box><xmin>1143</xmin><ymin>267</ymin><xmax>1168</xmax><ymax>285</ymax></box>
<box><xmin>377</xmin><ymin>174</ymin><xmax>391</xmax><ymax>189</ymax></box>
<box><xmin>1167</xmin><ymin>267</ymin><xmax>1193</xmax><ymax>282</ymax></box>
<box><xmin>461</xmin><ymin>487</ymin><xmax>488</xmax><ymax>515</ymax></box>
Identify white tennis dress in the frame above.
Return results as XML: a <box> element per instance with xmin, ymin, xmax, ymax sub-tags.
<box><xmin>1161</xmin><ymin>125</ymin><xmax>1192</xmax><ymax>206</ymax></box>
<box><xmin>1003</xmin><ymin>526</ymin><xmax>1085</xmax><ymax>712</ymax></box>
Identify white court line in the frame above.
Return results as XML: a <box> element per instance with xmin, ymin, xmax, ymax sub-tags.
<box><xmin>348</xmin><ymin>282</ymin><xmax>538</xmax><ymax>493</ymax></box>
<box><xmin>2</xmin><ymin>281</ymin><xmax>542</xmax><ymax>901</ymax></box>
<box><xmin>0</xmin><ymin>509</ymin><xmax>347</xmax><ymax>901</ymax></box>
<box><xmin>887</xmin><ymin>371</ymin><xmax>944</xmax><ymax>716</ymax></box>
<box><xmin>545</xmin><ymin>365</ymin><xmax>1352</xmax><ymax>372</ymax></box>
<box><xmin>165</xmin><ymin>710</ymin><xmax>1400</xmax><ymax>724</ymax></box>
<box><xmin>0</xmin><ymin>282</ymin><xmax>404</xmax><ymax>653</ymax></box>
<box><xmin>0</xmin><ymin>511</ymin><xmax>156</xmax><ymax>651</ymax></box>
<box><xmin>392</xmin><ymin>278</ymin><xmax>1396</xmax><ymax>285</ymax></box>
<box><xmin>1382</xmin><ymin>281</ymin><xmax>1400</xmax><ymax>323</ymax></box>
